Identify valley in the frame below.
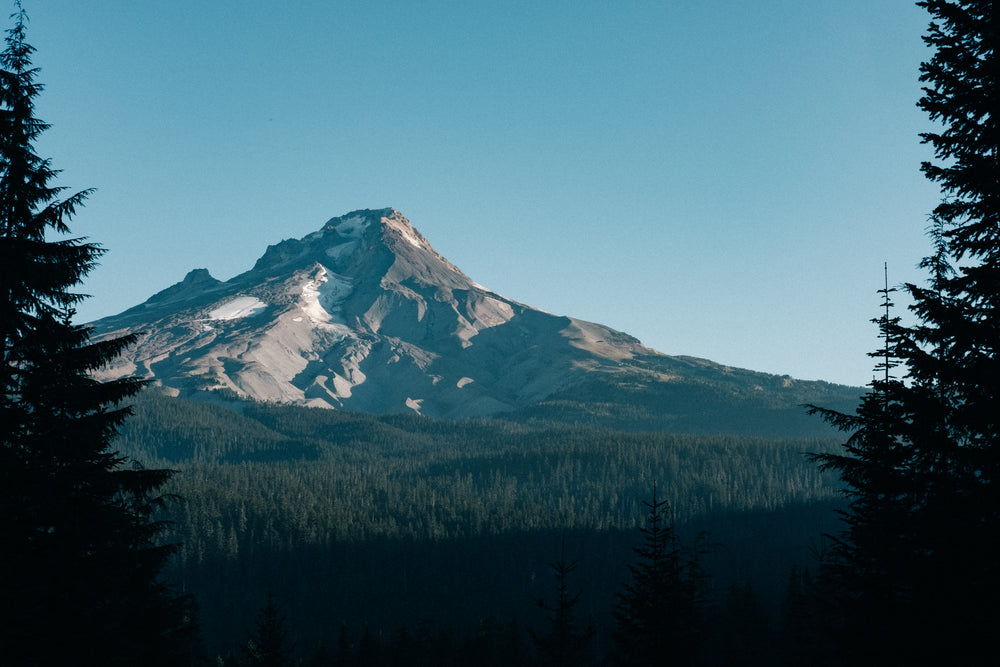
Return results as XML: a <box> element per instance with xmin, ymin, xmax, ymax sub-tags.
<box><xmin>117</xmin><ymin>390</ymin><xmax>845</xmax><ymax>657</ymax></box>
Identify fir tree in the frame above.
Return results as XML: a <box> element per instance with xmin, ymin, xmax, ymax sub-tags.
<box><xmin>612</xmin><ymin>486</ymin><xmax>706</xmax><ymax>667</ymax></box>
<box><xmin>807</xmin><ymin>0</ymin><xmax>998</xmax><ymax>662</ymax></box>
<box><xmin>0</xmin><ymin>5</ymin><xmax>195</xmax><ymax>664</ymax></box>
<box><xmin>806</xmin><ymin>268</ymin><xmax>916</xmax><ymax>663</ymax></box>
<box><xmin>528</xmin><ymin>537</ymin><xmax>595</xmax><ymax>667</ymax></box>
<box><xmin>244</xmin><ymin>593</ymin><xmax>295</xmax><ymax>667</ymax></box>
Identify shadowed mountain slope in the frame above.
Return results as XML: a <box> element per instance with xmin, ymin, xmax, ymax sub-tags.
<box><xmin>91</xmin><ymin>208</ymin><xmax>857</xmax><ymax>435</ymax></box>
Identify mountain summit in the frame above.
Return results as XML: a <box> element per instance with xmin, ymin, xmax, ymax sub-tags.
<box><xmin>92</xmin><ymin>208</ymin><xmax>855</xmax><ymax>431</ymax></box>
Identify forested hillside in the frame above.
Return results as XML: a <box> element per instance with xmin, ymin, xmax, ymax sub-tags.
<box><xmin>116</xmin><ymin>391</ymin><xmax>844</xmax><ymax>658</ymax></box>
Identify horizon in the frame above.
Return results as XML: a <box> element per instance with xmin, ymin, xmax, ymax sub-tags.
<box><xmin>26</xmin><ymin>1</ymin><xmax>935</xmax><ymax>387</ymax></box>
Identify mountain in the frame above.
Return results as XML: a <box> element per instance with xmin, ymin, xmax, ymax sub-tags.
<box><xmin>90</xmin><ymin>208</ymin><xmax>857</xmax><ymax>433</ymax></box>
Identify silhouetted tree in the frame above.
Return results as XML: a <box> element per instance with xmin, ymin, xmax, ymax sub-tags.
<box><xmin>808</xmin><ymin>1</ymin><xmax>998</xmax><ymax>662</ymax></box>
<box><xmin>807</xmin><ymin>270</ymin><xmax>917</xmax><ymax>663</ymax></box>
<box><xmin>528</xmin><ymin>537</ymin><xmax>595</xmax><ymax>666</ymax></box>
<box><xmin>612</xmin><ymin>486</ymin><xmax>706</xmax><ymax>666</ymax></box>
<box><xmin>244</xmin><ymin>592</ymin><xmax>295</xmax><ymax>667</ymax></box>
<box><xmin>0</xmin><ymin>5</ymin><xmax>195</xmax><ymax>665</ymax></box>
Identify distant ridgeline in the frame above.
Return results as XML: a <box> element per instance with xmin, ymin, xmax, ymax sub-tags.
<box><xmin>117</xmin><ymin>390</ymin><xmax>844</xmax><ymax>656</ymax></box>
<box><xmin>91</xmin><ymin>208</ymin><xmax>860</xmax><ymax>431</ymax></box>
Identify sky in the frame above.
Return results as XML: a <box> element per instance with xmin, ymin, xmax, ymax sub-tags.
<box><xmin>21</xmin><ymin>1</ymin><xmax>938</xmax><ymax>387</ymax></box>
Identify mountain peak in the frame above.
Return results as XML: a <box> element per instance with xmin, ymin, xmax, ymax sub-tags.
<box><xmin>140</xmin><ymin>268</ymin><xmax>222</xmax><ymax>307</ymax></box>
<box><xmin>320</xmin><ymin>208</ymin><xmax>433</xmax><ymax>254</ymax></box>
<box><xmin>321</xmin><ymin>207</ymin><xmax>398</xmax><ymax>233</ymax></box>
<box><xmin>89</xmin><ymin>208</ymin><xmax>857</xmax><ymax>427</ymax></box>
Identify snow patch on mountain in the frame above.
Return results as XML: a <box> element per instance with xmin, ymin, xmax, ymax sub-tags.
<box><xmin>325</xmin><ymin>241</ymin><xmax>357</xmax><ymax>262</ymax></box>
<box><xmin>208</xmin><ymin>296</ymin><xmax>268</xmax><ymax>320</ymax></box>
<box><xmin>319</xmin><ymin>272</ymin><xmax>353</xmax><ymax>308</ymax></box>
<box><xmin>297</xmin><ymin>265</ymin><xmax>355</xmax><ymax>324</ymax></box>
<box><xmin>332</xmin><ymin>214</ymin><xmax>368</xmax><ymax>239</ymax></box>
<box><xmin>90</xmin><ymin>207</ymin><xmax>718</xmax><ymax>419</ymax></box>
<box><xmin>299</xmin><ymin>276</ymin><xmax>330</xmax><ymax>323</ymax></box>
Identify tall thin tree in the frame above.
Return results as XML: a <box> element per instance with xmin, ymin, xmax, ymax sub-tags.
<box><xmin>0</xmin><ymin>5</ymin><xmax>196</xmax><ymax>665</ymax></box>
<box><xmin>807</xmin><ymin>0</ymin><xmax>997</xmax><ymax>662</ymax></box>
<box><xmin>612</xmin><ymin>485</ymin><xmax>706</xmax><ymax>667</ymax></box>
<box><xmin>529</xmin><ymin>535</ymin><xmax>595</xmax><ymax>667</ymax></box>
<box><xmin>244</xmin><ymin>592</ymin><xmax>295</xmax><ymax>667</ymax></box>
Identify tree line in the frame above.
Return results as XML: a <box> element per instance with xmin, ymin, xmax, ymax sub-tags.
<box><xmin>208</xmin><ymin>491</ymin><xmax>831</xmax><ymax>667</ymax></box>
<box><xmin>110</xmin><ymin>390</ymin><xmax>844</xmax><ymax>655</ymax></box>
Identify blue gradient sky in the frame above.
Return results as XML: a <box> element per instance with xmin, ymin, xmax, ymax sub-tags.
<box><xmin>25</xmin><ymin>1</ymin><xmax>936</xmax><ymax>386</ymax></box>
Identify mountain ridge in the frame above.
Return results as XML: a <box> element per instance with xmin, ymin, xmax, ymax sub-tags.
<box><xmin>90</xmin><ymin>207</ymin><xmax>858</xmax><ymax>431</ymax></box>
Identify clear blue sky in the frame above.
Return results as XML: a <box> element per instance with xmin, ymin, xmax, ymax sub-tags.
<box><xmin>24</xmin><ymin>1</ymin><xmax>937</xmax><ymax>387</ymax></box>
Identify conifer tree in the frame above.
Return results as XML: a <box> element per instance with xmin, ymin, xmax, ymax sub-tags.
<box><xmin>244</xmin><ymin>593</ymin><xmax>295</xmax><ymax>667</ymax></box>
<box><xmin>612</xmin><ymin>486</ymin><xmax>705</xmax><ymax>666</ymax></box>
<box><xmin>528</xmin><ymin>537</ymin><xmax>595</xmax><ymax>667</ymax></box>
<box><xmin>806</xmin><ymin>269</ymin><xmax>916</xmax><ymax>663</ymax></box>
<box><xmin>807</xmin><ymin>0</ymin><xmax>997</xmax><ymax>662</ymax></box>
<box><xmin>0</xmin><ymin>5</ymin><xmax>195</xmax><ymax>664</ymax></box>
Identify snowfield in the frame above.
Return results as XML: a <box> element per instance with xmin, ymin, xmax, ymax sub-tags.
<box><xmin>88</xmin><ymin>208</ymin><xmax>670</xmax><ymax>419</ymax></box>
<box><xmin>332</xmin><ymin>215</ymin><xmax>368</xmax><ymax>239</ymax></box>
<box><xmin>299</xmin><ymin>266</ymin><xmax>353</xmax><ymax>324</ymax></box>
<box><xmin>208</xmin><ymin>296</ymin><xmax>268</xmax><ymax>320</ymax></box>
<box><xmin>325</xmin><ymin>241</ymin><xmax>357</xmax><ymax>262</ymax></box>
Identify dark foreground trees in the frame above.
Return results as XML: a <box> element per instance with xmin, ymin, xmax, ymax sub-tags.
<box><xmin>612</xmin><ymin>487</ymin><xmax>707</xmax><ymax>666</ymax></box>
<box><xmin>0</xmin><ymin>7</ymin><xmax>197</xmax><ymax>665</ymax></box>
<box><xmin>529</xmin><ymin>537</ymin><xmax>595</xmax><ymax>667</ymax></box>
<box><xmin>244</xmin><ymin>593</ymin><xmax>295</xmax><ymax>667</ymax></box>
<box><xmin>809</xmin><ymin>1</ymin><xmax>998</xmax><ymax>663</ymax></box>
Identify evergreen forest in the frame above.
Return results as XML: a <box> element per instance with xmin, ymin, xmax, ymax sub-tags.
<box><xmin>114</xmin><ymin>390</ymin><xmax>846</xmax><ymax>661</ymax></box>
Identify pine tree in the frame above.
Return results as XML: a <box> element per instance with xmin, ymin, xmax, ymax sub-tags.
<box><xmin>0</xmin><ymin>5</ymin><xmax>196</xmax><ymax>664</ymax></box>
<box><xmin>807</xmin><ymin>1</ymin><xmax>998</xmax><ymax>662</ymax></box>
<box><xmin>806</xmin><ymin>268</ymin><xmax>917</xmax><ymax>663</ymax></box>
<box><xmin>528</xmin><ymin>537</ymin><xmax>595</xmax><ymax>667</ymax></box>
<box><xmin>244</xmin><ymin>592</ymin><xmax>295</xmax><ymax>667</ymax></box>
<box><xmin>612</xmin><ymin>486</ymin><xmax>706</xmax><ymax>666</ymax></box>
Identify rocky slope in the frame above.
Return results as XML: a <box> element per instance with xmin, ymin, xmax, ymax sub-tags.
<box><xmin>91</xmin><ymin>208</ymin><xmax>857</xmax><ymax>427</ymax></box>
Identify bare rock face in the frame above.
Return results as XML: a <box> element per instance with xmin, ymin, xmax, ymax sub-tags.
<box><xmin>91</xmin><ymin>208</ymin><xmax>657</xmax><ymax>417</ymax></box>
<box><xmin>91</xmin><ymin>207</ymin><xmax>858</xmax><ymax>428</ymax></box>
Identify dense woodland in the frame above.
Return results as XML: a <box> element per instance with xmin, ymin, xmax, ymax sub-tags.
<box><xmin>114</xmin><ymin>390</ymin><xmax>845</xmax><ymax>661</ymax></box>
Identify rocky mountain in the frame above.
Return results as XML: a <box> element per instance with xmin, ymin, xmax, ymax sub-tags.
<box><xmin>90</xmin><ymin>208</ymin><xmax>857</xmax><ymax>432</ymax></box>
